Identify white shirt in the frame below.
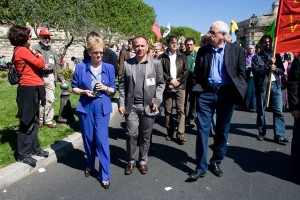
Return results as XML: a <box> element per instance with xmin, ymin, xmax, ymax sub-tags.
<box><xmin>168</xmin><ymin>50</ymin><xmax>177</xmax><ymax>79</ymax></box>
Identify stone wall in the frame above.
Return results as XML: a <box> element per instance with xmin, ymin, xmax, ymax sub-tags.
<box><xmin>0</xmin><ymin>25</ymin><xmax>86</xmax><ymax>70</ymax></box>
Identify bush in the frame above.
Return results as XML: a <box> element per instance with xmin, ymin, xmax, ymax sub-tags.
<box><xmin>61</xmin><ymin>68</ymin><xmax>74</xmax><ymax>83</ymax></box>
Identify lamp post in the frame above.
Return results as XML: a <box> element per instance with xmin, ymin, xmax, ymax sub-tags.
<box><xmin>250</xmin><ymin>14</ymin><xmax>258</xmax><ymax>45</ymax></box>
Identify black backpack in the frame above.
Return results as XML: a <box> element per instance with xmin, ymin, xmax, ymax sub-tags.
<box><xmin>7</xmin><ymin>48</ymin><xmax>26</xmax><ymax>85</ymax></box>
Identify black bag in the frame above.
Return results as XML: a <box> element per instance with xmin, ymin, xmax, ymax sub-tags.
<box><xmin>7</xmin><ymin>50</ymin><xmax>26</xmax><ymax>85</ymax></box>
<box><xmin>280</xmin><ymin>74</ymin><xmax>288</xmax><ymax>89</ymax></box>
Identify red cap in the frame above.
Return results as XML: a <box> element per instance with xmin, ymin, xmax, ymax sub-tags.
<box><xmin>39</xmin><ymin>29</ymin><xmax>53</xmax><ymax>36</ymax></box>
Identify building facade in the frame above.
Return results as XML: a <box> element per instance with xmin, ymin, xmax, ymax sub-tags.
<box><xmin>236</xmin><ymin>2</ymin><xmax>279</xmax><ymax>48</ymax></box>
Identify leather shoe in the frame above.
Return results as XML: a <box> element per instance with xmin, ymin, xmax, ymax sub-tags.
<box><xmin>189</xmin><ymin>170</ymin><xmax>206</xmax><ymax>180</ymax></box>
<box><xmin>274</xmin><ymin>136</ymin><xmax>291</xmax><ymax>145</ymax></box>
<box><xmin>165</xmin><ymin>134</ymin><xmax>173</xmax><ymax>141</ymax></box>
<box><xmin>125</xmin><ymin>164</ymin><xmax>135</xmax><ymax>175</ymax></box>
<box><xmin>45</xmin><ymin>123</ymin><xmax>56</xmax><ymax>128</ymax></box>
<box><xmin>17</xmin><ymin>156</ymin><xmax>37</xmax><ymax>168</ymax></box>
<box><xmin>32</xmin><ymin>150</ymin><xmax>49</xmax><ymax>158</ymax></box>
<box><xmin>100</xmin><ymin>181</ymin><xmax>110</xmax><ymax>189</ymax></box>
<box><xmin>256</xmin><ymin>134</ymin><xmax>265</xmax><ymax>141</ymax></box>
<box><xmin>139</xmin><ymin>164</ymin><xmax>148</xmax><ymax>174</ymax></box>
<box><xmin>176</xmin><ymin>133</ymin><xmax>187</xmax><ymax>142</ymax></box>
<box><xmin>209</xmin><ymin>163</ymin><xmax>223</xmax><ymax>177</ymax></box>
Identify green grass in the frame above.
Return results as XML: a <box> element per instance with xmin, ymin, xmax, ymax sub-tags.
<box><xmin>0</xmin><ymin>79</ymin><xmax>80</xmax><ymax>168</ymax></box>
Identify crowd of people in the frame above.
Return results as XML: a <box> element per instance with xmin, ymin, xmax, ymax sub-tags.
<box><xmin>7</xmin><ymin>20</ymin><xmax>300</xmax><ymax>189</ymax></box>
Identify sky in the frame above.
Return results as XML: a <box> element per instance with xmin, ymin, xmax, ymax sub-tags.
<box><xmin>143</xmin><ymin>0</ymin><xmax>277</xmax><ymax>38</ymax></box>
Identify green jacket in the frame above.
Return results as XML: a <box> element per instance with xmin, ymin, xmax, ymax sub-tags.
<box><xmin>186</xmin><ymin>50</ymin><xmax>197</xmax><ymax>74</ymax></box>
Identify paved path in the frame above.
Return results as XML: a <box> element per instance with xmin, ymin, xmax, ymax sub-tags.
<box><xmin>0</xmin><ymin>109</ymin><xmax>299</xmax><ymax>200</ymax></box>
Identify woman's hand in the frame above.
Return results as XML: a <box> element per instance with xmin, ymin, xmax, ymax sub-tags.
<box><xmin>94</xmin><ymin>82</ymin><xmax>107</xmax><ymax>91</ymax></box>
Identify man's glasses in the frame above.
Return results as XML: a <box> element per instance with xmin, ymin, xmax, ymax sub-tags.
<box><xmin>41</xmin><ymin>36</ymin><xmax>51</xmax><ymax>40</ymax></box>
<box><xmin>92</xmin><ymin>51</ymin><xmax>104</xmax><ymax>55</ymax></box>
<box><xmin>208</xmin><ymin>30</ymin><xmax>221</xmax><ymax>36</ymax></box>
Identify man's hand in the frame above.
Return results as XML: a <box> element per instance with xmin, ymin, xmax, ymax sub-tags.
<box><xmin>119</xmin><ymin>106</ymin><xmax>125</xmax><ymax>117</ymax></box>
<box><xmin>291</xmin><ymin>110</ymin><xmax>300</xmax><ymax>119</ymax></box>
<box><xmin>170</xmin><ymin>78</ymin><xmax>180</xmax><ymax>87</ymax></box>
<box><xmin>151</xmin><ymin>103</ymin><xmax>158</xmax><ymax>112</ymax></box>
<box><xmin>271</xmin><ymin>65</ymin><xmax>276</xmax><ymax>72</ymax></box>
<box><xmin>268</xmin><ymin>57</ymin><xmax>276</xmax><ymax>65</ymax></box>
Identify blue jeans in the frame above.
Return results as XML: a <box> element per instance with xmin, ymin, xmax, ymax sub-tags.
<box><xmin>256</xmin><ymin>81</ymin><xmax>285</xmax><ymax>137</ymax></box>
<box><xmin>245</xmin><ymin>77</ymin><xmax>256</xmax><ymax>110</ymax></box>
<box><xmin>195</xmin><ymin>90</ymin><xmax>235</xmax><ymax>173</ymax></box>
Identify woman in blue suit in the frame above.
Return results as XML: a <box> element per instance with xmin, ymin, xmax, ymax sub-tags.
<box><xmin>71</xmin><ymin>36</ymin><xmax>116</xmax><ymax>189</ymax></box>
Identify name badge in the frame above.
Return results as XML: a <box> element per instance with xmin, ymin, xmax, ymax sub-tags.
<box><xmin>146</xmin><ymin>78</ymin><xmax>155</xmax><ymax>86</ymax></box>
<box><xmin>49</xmin><ymin>57</ymin><xmax>55</xmax><ymax>64</ymax></box>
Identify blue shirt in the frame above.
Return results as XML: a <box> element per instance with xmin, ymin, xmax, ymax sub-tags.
<box><xmin>208</xmin><ymin>43</ymin><xmax>230</xmax><ymax>86</ymax></box>
<box><xmin>90</xmin><ymin>63</ymin><xmax>102</xmax><ymax>97</ymax></box>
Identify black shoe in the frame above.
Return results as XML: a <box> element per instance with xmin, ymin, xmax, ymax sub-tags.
<box><xmin>32</xmin><ymin>150</ymin><xmax>49</xmax><ymax>158</ymax></box>
<box><xmin>189</xmin><ymin>170</ymin><xmax>206</xmax><ymax>180</ymax></box>
<box><xmin>17</xmin><ymin>156</ymin><xmax>37</xmax><ymax>167</ymax></box>
<box><xmin>100</xmin><ymin>181</ymin><xmax>110</xmax><ymax>189</ymax></box>
<box><xmin>209</xmin><ymin>163</ymin><xmax>223</xmax><ymax>177</ymax></box>
<box><xmin>256</xmin><ymin>134</ymin><xmax>265</xmax><ymax>141</ymax></box>
<box><xmin>274</xmin><ymin>137</ymin><xmax>291</xmax><ymax>145</ymax></box>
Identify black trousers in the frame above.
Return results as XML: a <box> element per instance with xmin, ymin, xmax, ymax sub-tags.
<box><xmin>17</xmin><ymin>116</ymin><xmax>41</xmax><ymax>158</ymax></box>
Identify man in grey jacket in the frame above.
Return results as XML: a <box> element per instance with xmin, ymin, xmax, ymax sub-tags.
<box><xmin>119</xmin><ymin>36</ymin><xmax>165</xmax><ymax>175</ymax></box>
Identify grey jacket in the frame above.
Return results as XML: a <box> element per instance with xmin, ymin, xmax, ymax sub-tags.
<box><xmin>32</xmin><ymin>42</ymin><xmax>65</xmax><ymax>82</ymax></box>
<box><xmin>119</xmin><ymin>56</ymin><xmax>165</xmax><ymax>116</ymax></box>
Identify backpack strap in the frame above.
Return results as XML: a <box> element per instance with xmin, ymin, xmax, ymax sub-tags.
<box><xmin>12</xmin><ymin>47</ymin><xmax>26</xmax><ymax>77</ymax></box>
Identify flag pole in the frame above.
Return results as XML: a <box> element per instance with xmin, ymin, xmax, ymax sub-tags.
<box><xmin>265</xmin><ymin>0</ymin><xmax>282</xmax><ymax>108</ymax></box>
<box><xmin>265</xmin><ymin>36</ymin><xmax>278</xmax><ymax>107</ymax></box>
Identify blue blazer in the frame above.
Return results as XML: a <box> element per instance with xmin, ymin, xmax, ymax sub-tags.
<box><xmin>71</xmin><ymin>61</ymin><xmax>116</xmax><ymax>115</ymax></box>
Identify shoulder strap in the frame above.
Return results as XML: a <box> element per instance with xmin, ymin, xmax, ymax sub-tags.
<box><xmin>12</xmin><ymin>47</ymin><xmax>26</xmax><ymax>76</ymax></box>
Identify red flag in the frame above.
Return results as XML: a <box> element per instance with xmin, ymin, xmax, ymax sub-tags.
<box><xmin>151</xmin><ymin>20</ymin><xmax>162</xmax><ymax>41</ymax></box>
<box><xmin>275</xmin><ymin>0</ymin><xmax>300</xmax><ymax>53</ymax></box>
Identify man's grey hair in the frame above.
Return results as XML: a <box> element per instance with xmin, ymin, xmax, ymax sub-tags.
<box><xmin>211</xmin><ymin>21</ymin><xmax>229</xmax><ymax>38</ymax></box>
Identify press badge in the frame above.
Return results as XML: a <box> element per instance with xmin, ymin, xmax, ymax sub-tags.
<box><xmin>49</xmin><ymin>55</ymin><xmax>55</xmax><ymax>64</ymax></box>
<box><xmin>146</xmin><ymin>78</ymin><xmax>155</xmax><ymax>86</ymax></box>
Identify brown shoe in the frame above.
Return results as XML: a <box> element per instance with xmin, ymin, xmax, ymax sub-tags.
<box><xmin>165</xmin><ymin>135</ymin><xmax>173</xmax><ymax>141</ymax></box>
<box><xmin>125</xmin><ymin>164</ymin><xmax>135</xmax><ymax>175</ymax></box>
<box><xmin>139</xmin><ymin>164</ymin><xmax>148</xmax><ymax>174</ymax></box>
<box><xmin>45</xmin><ymin>123</ymin><xmax>56</xmax><ymax>128</ymax></box>
<box><xmin>177</xmin><ymin>133</ymin><xmax>187</xmax><ymax>142</ymax></box>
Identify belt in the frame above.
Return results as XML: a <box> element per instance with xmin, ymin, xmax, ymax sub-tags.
<box><xmin>205</xmin><ymin>86</ymin><xmax>232</xmax><ymax>91</ymax></box>
<box><xmin>42</xmin><ymin>70</ymin><xmax>54</xmax><ymax>75</ymax></box>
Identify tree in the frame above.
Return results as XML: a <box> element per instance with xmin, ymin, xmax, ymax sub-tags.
<box><xmin>160</xmin><ymin>26</ymin><xmax>201</xmax><ymax>46</ymax></box>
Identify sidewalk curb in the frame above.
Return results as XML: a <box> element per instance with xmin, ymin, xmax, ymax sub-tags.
<box><xmin>0</xmin><ymin>102</ymin><xmax>118</xmax><ymax>189</ymax></box>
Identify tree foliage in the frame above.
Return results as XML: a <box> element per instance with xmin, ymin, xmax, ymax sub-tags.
<box><xmin>160</xmin><ymin>26</ymin><xmax>202</xmax><ymax>46</ymax></box>
<box><xmin>0</xmin><ymin>0</ymin><xmax>156</xmax><ymax>39</ymax></box>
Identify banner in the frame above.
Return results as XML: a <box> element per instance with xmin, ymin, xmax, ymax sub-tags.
<box><xmin>151</xmin><ymin>20</ymin><xmax>162</xmax><ymax>41</ymax></box>
<box><xmin>163</xmin><ymin>23</ymin><xmax>171</xmax><ymax>38</ymax></box>
<box><xmin>276</xmin><ymin>0</ymin><xmax>300</xmax><ymax>53</ymax></box>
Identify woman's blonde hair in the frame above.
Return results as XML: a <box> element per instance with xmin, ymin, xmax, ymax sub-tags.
<box><xmin>87</xmin><ymin>36</ymin><xmax>104</xmax><ymax>51</ymax></box>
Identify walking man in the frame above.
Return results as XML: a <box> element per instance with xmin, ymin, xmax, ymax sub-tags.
<box><xmin>190</xmin><ymin>21</ymin><xmax>247</xmax><ymax>180</ymax></box>
<box><xmin>119</xmin><ymin>36</ymin><xmax>165</xmax><ymax>175</ymax></box>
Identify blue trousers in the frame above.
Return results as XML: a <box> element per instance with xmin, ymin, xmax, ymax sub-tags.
<box><xmin>78</xmin><ymin>98</ymin><xmax>110</xmax><ymax>181</ymax></box>
<box><xmin>195</xmin><ymin>90</ymin><xmax>235</xmax><ymax>173</ymax></box>
<box><xmin>256</xmin><ymin>82</ymin><xmax>285</xmax><ymax>137</ymax></box>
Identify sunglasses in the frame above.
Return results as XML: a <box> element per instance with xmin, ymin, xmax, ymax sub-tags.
<box><xmin>41</xmin><ymin>36</ymin><xmax>51</xmax><ymax>40</ymax></box>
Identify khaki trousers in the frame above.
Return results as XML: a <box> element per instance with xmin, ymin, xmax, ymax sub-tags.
<box><xmin>39</xmin><ymin>73</ymin><xmax>55</xmax><ymax>124</ymax></box>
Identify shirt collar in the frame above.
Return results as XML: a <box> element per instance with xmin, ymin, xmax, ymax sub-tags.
<box><xmin>211</xmin><ymin>42</ymin><xmax>226</xmax><ymax>52</ymax></box>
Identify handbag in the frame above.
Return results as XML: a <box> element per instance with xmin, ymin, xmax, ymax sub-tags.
<box><xmin>280</xmin><ymin>74</ymin><xmax>288</xmax><ymax>89</ymax></box>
